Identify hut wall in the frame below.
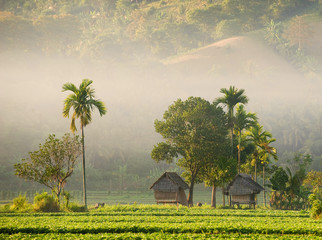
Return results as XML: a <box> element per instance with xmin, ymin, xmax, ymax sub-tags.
<box><xmin>154</xmin><ymin>191</ymin><xmax>177</xmax><ymax>200</ymax></box>
<box><xmin>177</xmin><ymin>189</ymin><xmax>188</xmax><ymax>206</ymax></box>
<box><xmin>231</xmin><ymin>194</ymin><xmax>254</xmax><ymax>203</ymax></box>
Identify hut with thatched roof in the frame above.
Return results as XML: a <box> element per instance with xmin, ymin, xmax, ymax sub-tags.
<box><xmin>150</xmin><ymin>172</ymin><xmax>189</xmax><ymax>206</ymax></box>
<box><xmin>225</xmin><ymin>173</ymin><xmax>264</xmax><ymax>208</ymax></box>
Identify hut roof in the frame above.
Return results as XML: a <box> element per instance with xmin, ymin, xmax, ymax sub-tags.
<box><xmin>150</xmin><ymin>172</ymin><xmax>189</xmax><ymax>192</ymax></box>
<box><xmin>225</xmin><ymin>173</ymin><xmax>264</xmax><ymax>195</ymax></box>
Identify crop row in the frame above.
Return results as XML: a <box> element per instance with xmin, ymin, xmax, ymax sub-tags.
<box><xmin>1</xmin><ymin>215</ymin><xmax>320</xmax><ymax>235</ymax></box>
<box><xmin>1</xmin><ymin>232</ymin><xmax>322</xmax><ymax>240</ymax></box>
<box><xmin>1</xmin><ymin>206</ymin><xmax>321</xmax><ymax>239</ymax></box>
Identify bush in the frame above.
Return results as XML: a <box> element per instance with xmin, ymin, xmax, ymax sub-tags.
<box><xmin>10</xmin><ymin>194</ymin><xmax>31</xmax><ymax>212</ymax></box>
<box><xmin>0</xmin><ymin>204</ymin><xmax>11</xmax><ymax>212</ymax></box>
<box><xmin>309</xmin><ymin>194</ymin><xmax>322</xmax><ymax>219</ymax></box>
<box><xmin>33</xmin><ymin>192</ymin><xmax>60</xmax><ymax>212</ymax></box>
<box><xmin>68</xmin><ymin>202</ymin><xmax>87</xmax><ymax>212</ymax></box>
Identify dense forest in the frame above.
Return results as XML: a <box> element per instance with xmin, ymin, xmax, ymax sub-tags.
<box><xmin>0</xmin><ymin>0</ymin><xmax>321</xmax><ymax>202</ymax></box>
<box><xmin>1</xmin><ymin>0</ymin><xmax>322</xmax><ymax>60</ymax></box>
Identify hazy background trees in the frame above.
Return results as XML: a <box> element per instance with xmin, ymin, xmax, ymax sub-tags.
<box><xmin>0</xmin><ymin>0</ymin><xmax>321</xmax><ymax>205</ymax></box>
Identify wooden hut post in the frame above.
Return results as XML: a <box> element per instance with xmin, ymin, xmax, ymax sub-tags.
<box><xmin>176</xmin><ymin>191</ymin><xmax>179</xmax><ymax>210</ymax></box>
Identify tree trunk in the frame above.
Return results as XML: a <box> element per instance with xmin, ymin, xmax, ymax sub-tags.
<box><xmin>238</xmin><ymin>134</ymin><xmax>241</xmax><ymax>173</ymax></box>
<box><xmin>280</xmin><ymin>191</ymin><xmax>283</xmax><ymax>209</ymax></box>
<box><xmin>187</xmin><ymin>176</ymin><xmax>195</xmax><ymax>207</ymax></box>
<box><xmin>222</xmin><ymin>187</ymin><xmax>225</xmax><ymax>207</ymax></box>
<box><xmin>211</xmin><ymin>185</ymin><xmax>216</xmax><ymax>208</ymax></box>
<box><xmin>263</xmin><ymin>165</ymin><xmax>266</xmax><ymax>207</ymax></box>
<box><xmin>81</xmin><ymin>125</ymin><xmax>87</xmax><ymax>207</ymax></box>
<box><xmin>254</xmin><ymin>158</ymin><xmax>257</xmax><ymax>182</ymax></box>
<box><xmin>231</xmin><ymin>126</ymin><xmax>234</xmax><ymax>157</ymax></box>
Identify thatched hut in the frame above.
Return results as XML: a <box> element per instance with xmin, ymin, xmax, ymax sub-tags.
<box><xmin>150</xmin><ymin>172</ymin><xmax>189</xmax><ymax>206</ymax></box>
<box><xmin>225</xmin><ymin>173</ymin><xmax>264</xmax><ymax>208</ymax></box>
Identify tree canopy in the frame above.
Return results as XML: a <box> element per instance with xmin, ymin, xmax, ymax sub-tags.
<box><xmin>151</xmin><ymin>97</ymin><xmax>229</xmax><ymax>206</ymax></box>
<box><xmin>14</xmin><ymin>134</ymin><xmax>81</xmax><ymax>202</ymax></box>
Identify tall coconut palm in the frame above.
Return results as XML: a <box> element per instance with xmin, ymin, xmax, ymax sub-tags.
<box><xmin>246</xmin><ymin>123</ymin><xmax>271</xmax><ymax>182</ymax></box>
<box><xmin>62</xmin><ymin>79</ymin><xmax>107</xmax><ymax>207</ymax></box>
<box><xmin>258</xmin><ymin>136</ymin><xmax>277</xmax><ymax>206</ymax></box>
<box><xmin>234</xmin><ymin>104</ymin><xmax>257</xmax><ymax>173</ymax></box>
<box><xmin>247</xmin><ymin>123</ymin><xmax>277</xmax><ymax>206</ymax></box>
<box><xmin>215</xmin><ymin>86</ymin><xmax>249</xmax><ymax>157</ymax></box>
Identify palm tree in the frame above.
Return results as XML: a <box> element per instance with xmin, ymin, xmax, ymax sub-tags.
<box><xmin>234</xmin><ymin>104</ymin><xmax>257</xmax><ymax>173</ymax></box>
<box><xmin>246</xmin><ymin>123</ymin><xmax>271</xmax><ymax>182</ymax></box>
<box><xmin>247</xmin><ymin>123</ymin><xmax>277</xmax><ymax>206</ymax></box>
<box><xmin>215</xmin><ymin>86</ymin><xmax>249</xmax><ymax>157</ymax></box>
<box><xmin>258</xmin><ymin>136</ymin><xmax>277</xmax><ymax>207</ymax></box>
<box><xmin>62</xmin><ymin>79</ymin><xmax>107</xmax><ymax>207</ymax></box>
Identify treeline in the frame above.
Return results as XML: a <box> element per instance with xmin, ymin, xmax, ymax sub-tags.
<box><xmin>0</xmin><ymin>0</ymin><xmax>320</xmax><ymax>58</ymax></box>
<box><xmin>150</xmin><ymin>87</ymin><xmax>321</xmax><ymax>208</ymax></box>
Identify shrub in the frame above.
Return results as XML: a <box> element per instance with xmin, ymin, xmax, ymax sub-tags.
<box><xmin>10</xmin><ymin>194</ymin><xmax>31</xmax><ymax>212</ymax></box>
<box><xmin>0</xmin><ymin>204</ymin><xmax>11</xmax><ymax>212</ymax></box>
<box><xmin>33</xmin><ymin>192</ymin><xmax>60</xmax><ymax>212</ymax></box>
<box><xmin>309</xmin><ymin>194</ymin><xmax>322</xmax><ymax>219</ymax></box>
<box><xmin>68</xmin><ymin>202</ymin><xmax>87</xmax><ymax>212</ymax></box>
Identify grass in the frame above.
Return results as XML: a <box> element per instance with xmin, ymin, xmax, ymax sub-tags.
<box><xmin>0</xmin><ymin>189</ymin><xmax>271</xmax><ymax>206</ymax></box>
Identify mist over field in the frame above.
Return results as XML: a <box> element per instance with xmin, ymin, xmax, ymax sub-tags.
<box><xmin>0</xmin><ymin>0</ymin><xmax>321</xmax><ymax>196</ymax></box>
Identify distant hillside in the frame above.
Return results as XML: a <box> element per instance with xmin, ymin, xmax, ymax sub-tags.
<box><xmin>306</xmin><ymin>20</ymin><xmax>322</xmax><ymax>61</ymax></box>
<box><xmin>0</xmin><ymin>0</ymin><xmax>321</xmax><ymax>60</ymax></box>
<box><xmin>164</xmin><ymin>35</ymin><xmax>321</xmax><ymax>103</ymax></box>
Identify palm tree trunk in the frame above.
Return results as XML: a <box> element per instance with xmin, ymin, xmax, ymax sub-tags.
<box><xmin>263</xmin><ymin>164</ymin><xmax>266</xmax><ymax>207</ymax></box>
<box><xmin>81</xmin><ymin>125</ymin><xmax>87</xmax><ymax>207</ymax></box>
<box><xmin>238</xmin><ymin>134</ymin><xmax>241</xmax><ymax>173</ymax></box>
<box><xmin>211</xmin><ymin>185</ymin><xmax>216</xmax><ymax>208</ymax></box>
<box><xmin>231</xmin><ymin>126</ymin><xmax>234</xmax><ymax>157</ymax></box>
<box><xmin>254</xmin><ymin>158</ymin><xmax>257</xmax><ymax>182</ymax></box>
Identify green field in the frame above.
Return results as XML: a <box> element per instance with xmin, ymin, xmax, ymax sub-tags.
<box><xmin>0</xmin><ymin>188</ymin><xmax>270</xmax><ymax>206</ymax></box>
<box><xmin>1</xmin><ymin>205</ymin><xmax>321</xmax><ymax>239</ymax></box>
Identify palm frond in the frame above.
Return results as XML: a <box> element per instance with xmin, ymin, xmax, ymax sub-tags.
<box><xmin>62</xmin><ymin>83</ymin><xmax>78</xmax><ymax>93</ymax></box>
<box><xmin>89</xmin><ymin>99</ymin><xmax>107</xmax><ymax>116</ymax></box>
<box><xmin>80</xmin><ymin>79</ymin><xmax>93</xmax><ymax>90</ymax></box>
<box><xmin>63</xmin><ymin>94</ymin><xmax>77</xmax><ymax>117</ymax></box>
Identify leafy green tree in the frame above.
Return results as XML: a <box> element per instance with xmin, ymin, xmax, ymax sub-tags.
<box><xmin>151</xmin><ymin>97</ymin><xmax>228</xmax><ymax>206</ymax></box>
<box><xmin>62</xmin><ymin>79</ymin><xmax>107</xmax><ymax>206</ymax></box>
<box><xmin>14</xmin><ymin>134</ymin><xmax>81</xmax><ymax>202</ymax></box>
<box><xmin>285</xmin><ymin>154</ymin><xmax>312</xmax><ymax>209</ymax></box>
<box><xmin>270</xmin><ymin>154</ymin><xmax>314</xmax><ymax>210</ymax></box>
<box><xmin>303</xmin><ymin>170</ymin><xmax>322</xmax><ymax>195</ymax></box>
<box><xmin>265</xmin><ymin>19</ymin><xmax>283</xmax><ymax>47</ymax></box>
<box><xmin>202</xmin><ymin>155</ymin><xmax>236</xmax><ymax>208</ymax></box>
<box><xmin>234</xmin><ymin>104</ymin><xmax>257</xmax><ymax>173</ymax></box>
<box><xmin>270</xmin><ymin>166</ymin><xmax>289</xmax><ymax>209</ymax></box>
<box><xmin>215</xmin><ymin>86</ymin><xmax>249</xmax><ymax>157</ymax></box>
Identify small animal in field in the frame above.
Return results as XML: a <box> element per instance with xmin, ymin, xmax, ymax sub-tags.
<box><xmin>95</xmin><ymin>203</ymin><xmax>105</xmax><ymax>209</ymax></box>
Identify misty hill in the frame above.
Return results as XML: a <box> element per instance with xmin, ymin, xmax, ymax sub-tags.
<box><xmin>0</xmin><ymin>0</ymin><xmax>321</xmax><ymax>193</ymax></box>
<box><xmin>165</xmin><ymin>35</ymin><xmax>321</xmax><ymax>103</ymax></box>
